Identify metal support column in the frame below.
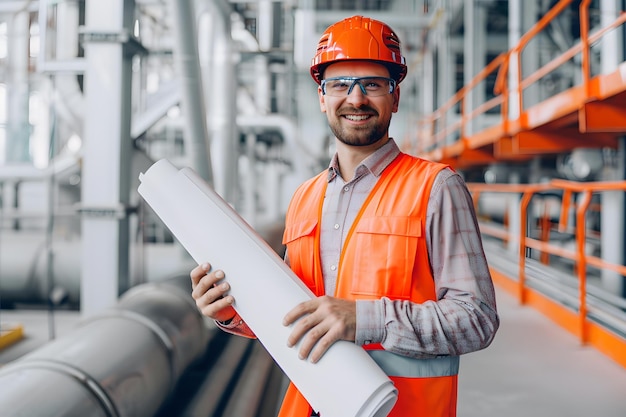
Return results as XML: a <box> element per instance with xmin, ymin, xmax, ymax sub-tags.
<box><xmin>436</xmin><ymin>5</ymin><xmax>453</xmax><ymax>144</ymax></box>
<box><xmin>421</xmin><ymin>43</ymin><xmax>434</xmax><ymax>120</ymax></box>
<box><xmin>5</xmin><ymin>7</ymin><xmax>30</xmax><ymax>163</ymax></box>
<box><xmin>197</xmin><ymin>0</ymin><xmax>237</xmax><ymax>204</ymax></box>
<box><xmin>80</xmin><ymin>0</ymin><xmax>135</xmax><ymax>317</ymax></box>
<box><xmin>600</xmin><ymin>0</ymin><xmax>625</xmax><ymax>296</ymax></box>
<box><xmin>463</xmin><ymin>0</ymin><xmax>487</xmax><ymax>136</ymax></box>
<box><xmin>168</xmin><ymin>0</ymin><xmax>212</xmax><ymax>184</ymax></box>
<box><xmin>520</xmin><ymin>0</ymin><xmax>539</xmax><ymax>107</ymax></box>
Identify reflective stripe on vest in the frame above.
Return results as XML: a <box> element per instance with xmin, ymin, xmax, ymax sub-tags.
<box><xmin>368</xmin><ymin>350</ymin><xmax>460</xmax><ymax>378</ymax></box>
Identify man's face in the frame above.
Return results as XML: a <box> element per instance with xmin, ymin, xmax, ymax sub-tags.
<box><xmin>318</xmin><ymin>60</ymin><xmax>400</xmax><ymax>147</ymax></box>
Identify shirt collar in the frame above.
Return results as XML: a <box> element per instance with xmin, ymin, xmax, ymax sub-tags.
<box><xmin>326</xmin><ymin>138</ymin><xmax>401</xmax><ymax>182</ymax></box>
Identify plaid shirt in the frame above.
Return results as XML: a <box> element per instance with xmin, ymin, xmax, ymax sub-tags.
<box><xmin>320</xmin><ymin>139</ymin><xmax>498</xmax><ymax>357</ymax></box>
<box><xmin>220</xmin><ymin>139</ymin><xmax>499</xmax><ymax>357</ymax></box>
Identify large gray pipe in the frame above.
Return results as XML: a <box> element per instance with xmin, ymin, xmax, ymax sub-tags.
<box><xmin>0</xmin><ymin>217</ymin><xmax>285</xmax><ymax>305</ymax></box>
<box><xmin>0</xmin><ymin>277</ymin><xmax>210</xmax><ymax>417</ymax></box>
<box><xmin>0</xmin><ymin>232</ymin><xmax>197</xmax><ymax>305</ymax></box>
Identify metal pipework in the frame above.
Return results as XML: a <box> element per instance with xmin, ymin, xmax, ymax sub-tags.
<box><xmin>0</xmin><ymin>232</ymin><xmax>197</xmax><ymax>306</ymax></box>
<box><xmin>0</xmin><ymin>276</ymin><xmax>211</xmax><ymax>417</ymax></box>
<box><xmin>168</xmin><ymin>0</ymin><xmax>213</xmax><ymax>185</ymax></box>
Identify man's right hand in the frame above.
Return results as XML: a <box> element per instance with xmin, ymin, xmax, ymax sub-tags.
<box><xmin>190</xmin><ymin>263</ymin><xmax>236</xmax><ymax>322</ymax></box>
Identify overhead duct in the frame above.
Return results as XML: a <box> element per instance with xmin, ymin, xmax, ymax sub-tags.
<box><xmin>0</xmin><ymin>277</ymin><xmax>211</xmax><ymax>417</ymax></box>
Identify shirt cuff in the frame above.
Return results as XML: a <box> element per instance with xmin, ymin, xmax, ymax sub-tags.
<box><xmin>214</xmin><ymin>313</ymin><xmax>256</xmax><ymax>339</ymax></box>
<box><xmin>215</xmin><ymin>312</ymin><xmax>243</xmax><ymax>328</ymax></box>
<box><xmin>355</xmin><ymin>299</ymin><xmax>385</xmax><ymax>346</ymax></box>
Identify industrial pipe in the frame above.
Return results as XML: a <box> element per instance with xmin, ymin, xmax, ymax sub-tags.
<box><xmin>0</xmin><ymin>276</ymin><xmax>211</xmax><ymax>417</ymax></box>
<box><xmin>0</xmin><ymin>232</ymin><xmax>197</xmax><ymax>305</ymax></box>
<box><xmin>196</xmin><ymin>0</ymin><xmax>238</xmax><ymax>203</ymax></box>
<box><xmin>167</xmin><ymin>0</ymin><xmax>213</xmax><ymax>184</ymax></box>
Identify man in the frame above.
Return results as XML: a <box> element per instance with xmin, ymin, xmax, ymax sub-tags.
<box><xmin>190</xmin><ymin>16</ymin><xmax>499</xmax><ymax>417</ymax></box>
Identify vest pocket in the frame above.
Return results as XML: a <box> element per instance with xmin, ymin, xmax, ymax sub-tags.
<box><xmin>282</xmin><ymin>219</ymin><xmax>317</xmax><ymax>245</ymax></box>
<box><xmin>350</xmin><ymin>216</ymin><xmax>422</xmax><ymax>299</ymax></box>
<box><xmin>283</xmin><ymin>219</ymin><xmax>318</xmax><ymax>290</ymax></box>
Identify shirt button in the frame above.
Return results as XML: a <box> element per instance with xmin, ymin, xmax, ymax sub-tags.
<box><xmin>334</xmin><ymin>223</ymin><xmax>340</xmax><ymax>230</ymax></box>
<box><xmin>330</xmin><ymin>265</ymin><xmax>337</xmax><ymax>271</ymax></box>
<box><xmin>343</xmin><ymin>186</ymin><xmax>350</xmax><ymax>192</ymax></box>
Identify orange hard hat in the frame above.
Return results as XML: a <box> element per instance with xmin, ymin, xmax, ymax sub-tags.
<box><xmin>310</xmin><ymin>16</ymin><xmax>407</xmax><ymax>85</ymax></box>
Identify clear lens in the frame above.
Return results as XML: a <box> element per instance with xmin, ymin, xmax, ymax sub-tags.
<box><xmin>321</xmin><ymin>76</ymin><xmax>396</xmax><ymax>97</ymax></box>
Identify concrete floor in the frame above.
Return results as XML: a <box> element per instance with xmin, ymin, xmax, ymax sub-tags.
<box><xmin>1</xmin><ymin>285</ymin><xmax>626</xmax><ymax>416</ymax></box>
<box><xmin>458</xmin><ymin>286</ymin><xmax>626</xmax><ymax>417</ymax></box>
<box><xmin>0</xmin><ymin>308</ymin><xmax>81</xmax><ymax>365</ymax></box>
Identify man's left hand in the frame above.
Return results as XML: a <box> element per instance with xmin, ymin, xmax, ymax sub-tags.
<box><xmin>283</xmin><ymin>295</ymin><xmax>356</xmax><ymax>363</ymax></box>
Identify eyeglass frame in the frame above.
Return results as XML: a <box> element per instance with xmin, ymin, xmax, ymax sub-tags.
<box><xmin>320</xmin><ymin>76</ymin><xmax>397</xmax><ymax>97</ymax></box>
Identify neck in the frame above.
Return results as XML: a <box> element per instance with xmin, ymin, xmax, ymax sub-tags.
<box><xmin>335</xmin><ymin>137</ymin><xmax>390</xmax><ymax>182</ymax></box>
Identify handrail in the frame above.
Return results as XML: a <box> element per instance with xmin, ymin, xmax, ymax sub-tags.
<box><xmin>411</xmin><ymin>0</ymin><xmax>626</xmax><ymax>163</ymax></box>
<box><xmin>414</xmin><ymin>51</ymin><xmax>506</xmax><ymax>154</ymax></box>
<box><xmin>467</xmin><ymin>180</ymin><xmax>626</xmax><ymax>355</ymax></box>
<box><xmin>510</xmin><ymin>0</ymin><xmax>575</xmax><ymax>125</ymax></box>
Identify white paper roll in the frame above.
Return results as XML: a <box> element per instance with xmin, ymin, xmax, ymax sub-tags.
<box><xmin>138</xmin><ymin>159</ymin><xmax>397</xmax><ymax>417</ymax></box>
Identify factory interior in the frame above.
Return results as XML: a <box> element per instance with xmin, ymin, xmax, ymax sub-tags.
<box><xmin>1</xmin><ymin>0</ymin><xmax>626</xmax><ymax>416</ymax></box>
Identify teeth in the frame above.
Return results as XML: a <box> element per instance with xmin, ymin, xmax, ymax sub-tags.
<box><xmin>344</xmin><ymin>115</ymin><xmax>370</xmax><ymax>121</ymax></box>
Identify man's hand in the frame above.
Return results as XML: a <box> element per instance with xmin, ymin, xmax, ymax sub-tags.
<box><xmin>283</xmin><ymin>295</ymin><xmax>356</xmax><ymax>363</ymax></box>
<box><xmin>190</xmin><ymin>263</ymin><xmax>236</xmax><ymax>322</ymax></box>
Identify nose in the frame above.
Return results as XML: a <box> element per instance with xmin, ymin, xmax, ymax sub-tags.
<box><xmin>346</xmin><ymin>81</ymin><xmax>369</xmax><ymax>106</ymax></box>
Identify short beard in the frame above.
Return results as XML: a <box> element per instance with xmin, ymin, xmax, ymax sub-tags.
<box><xmin>329</xmin><ymin>115</ymin><xmax>391</xmax><ymax>147</ymax></box>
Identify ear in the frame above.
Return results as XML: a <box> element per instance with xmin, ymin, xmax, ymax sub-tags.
<box><xmin>318</xmin><ymin>86</ymin><xmax>327</xmax><ymax>113</ymax></box>
<box><xmin>392</xmin><ymin>85</ymin><xmax>400</xmax><ymax>113</ymax></box>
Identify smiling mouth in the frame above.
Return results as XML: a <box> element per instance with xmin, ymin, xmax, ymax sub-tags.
<box><xmin>343</xmin><ymin>114</ymin><xmax>372</xmax><ymax>121</ymax></box>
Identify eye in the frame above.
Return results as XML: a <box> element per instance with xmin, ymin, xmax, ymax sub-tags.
<box><xmin>329</xmin><ymin>80</ymin><xmax>350</xmax><ymax>89</ymax></box>
<box><xmin>363</xmin><ymin>78</ymin><xmax>384</xmax><ymax>90</ymax></box>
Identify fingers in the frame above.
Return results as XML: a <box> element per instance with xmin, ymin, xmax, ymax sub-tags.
<box><xmin>282</xmin><ymin>298</ymin><xmax>315</xmax><ymax>327</ymax></box>
<box><xmin>283</xmin><ymin>296</ymin><xmax>357</xmax><ymax>364</ymax></box>
<box><xmin>190</xmin><ymin>263</ymin><xmax>211</xmax><ymax>288</ymax></box>
<box><xmin>284</xmin><ymin>299</ymin><xmax>317</xmax><ymax>347</ymax></box>
<box><xmin>308</xmin><ymin>326</ymin><xmax>342</xmax><ymax>364</ymax></box>
<box><xmin>190</xmin><ymin>263</ymin><xmax>236</xmax><ymax>321</ymax></box>
<box><xmin>290</xmin><ymin>314</ymin><xmax>337</xmax><ymax>364</ymax></box>
<box><xmin>190</xmin><ymin>263</ymin><xmax>219</xmax><ymax>299</ymax></box>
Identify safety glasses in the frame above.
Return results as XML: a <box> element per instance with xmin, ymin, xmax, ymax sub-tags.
<box><xmin>321</xmin><ymin>76</ymin><xmax>397</xmax><ymax>97</ymax></box>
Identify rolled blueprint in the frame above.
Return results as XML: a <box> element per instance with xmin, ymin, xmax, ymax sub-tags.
<box><xmin>138</xmin><ymin>159</ymin><xmax>397</xmax><ymax>417</ymax></box>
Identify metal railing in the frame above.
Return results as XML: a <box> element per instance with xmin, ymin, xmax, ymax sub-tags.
<box><xmin>408</xmin><ymin>0</ymin><xmax>626</xmax><ymax>163</ymax></box>
<box><xmin>468</xmin><ymin>180</ymin><xmax>626</xmax><ymax>368</ymax></box>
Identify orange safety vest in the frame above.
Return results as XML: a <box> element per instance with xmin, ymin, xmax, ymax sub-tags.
<box><xmin>280</xmin><ymin>153</ymin><xmax>459</xmax><ymax>417</ymax></box>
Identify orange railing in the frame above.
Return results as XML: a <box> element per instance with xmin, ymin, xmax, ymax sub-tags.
<box><xmin>409</xmin><ymin>0</ymin><xmax>626</xmax><ymax>163</ymax></box>
<box><xmin>468</xmin><ymin>180</ymin><xmax>626</xmax><ymax>368</ymax></box>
